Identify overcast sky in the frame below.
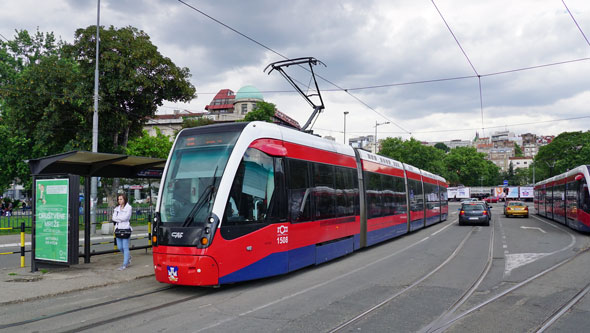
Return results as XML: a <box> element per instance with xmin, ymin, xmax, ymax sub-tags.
<box><xmin>2</xmin><ymin>0</ymin><xmax>589</xmax><ymax>143</ymax></box>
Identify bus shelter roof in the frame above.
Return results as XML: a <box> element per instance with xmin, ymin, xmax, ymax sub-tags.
<box><xmin>27</xmin><ymin>150</ymin><xmax>166</xmax><ymax>178</ymax></box>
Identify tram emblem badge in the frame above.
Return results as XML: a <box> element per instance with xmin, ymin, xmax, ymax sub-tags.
<box><xmin>168</xmin><ymin>266</ymin><xmax>179</xmax><ymax>282</ymax></box>
<box><xmin>277</xmin><ymin>225</ymin><xmax>288</xmax><ymax>244</ymax></box>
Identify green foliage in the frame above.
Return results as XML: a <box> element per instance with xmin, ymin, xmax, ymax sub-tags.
<box><xmin>442</xmin><ymin>146</ymin><xmax>499</xmax><ymax>186</ymax></box>
<box><xmin>126</xmin><ymin>128</ymin><xmax>173</xmax><ymax>159</ymax></box>
<box><xmin>63</xmin><ymin>25</ymin><xmax>197</xmax><ymax>152</ymax></box>
<box><xmin>534</xmin><ymin>131</ymin><xmax>590</xmax><ymax>179</ymax></box>
<box><xmin>434</xmin><ymin>142</ymin><xmax>450</xmax><ymax>153</ymax></box>
<box><xmin>243</xmin><ymin>101</ymin><xmax>276</xmax><ymax>122</ymax></box>
<box><xmin>181</xmin><ymin>117</ymin><xmax>215</xmax><ymax>129</ymax></box>
<box><xmin>379</xmin><ymin>137</ymin><xmax>446</xmax><ymax>176</ymax></box>
<box><xmin>514</xmin><ymin>143</ymin><xmax>523</xmax><ymax>157</ymax></box>
<box><xmin>0</xmin><ymin>26</ymin><xmax>197</xmax><ymax>191</ymax></box>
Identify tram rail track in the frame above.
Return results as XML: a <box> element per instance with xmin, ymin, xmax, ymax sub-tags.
<box><xmin>419</xmin><ymin>220</ymin><xmax>496</xmax><ymax>333</ymax></box>
<box><xmin>0</xmin><ymin>284</ymin><xmax>214</xmax><ymax>331</ymax></box>
<box><xmin>534</xmin><ymin>281</ymin><xmax>590</xmax><ymax>332</ymax></box>
<box><xmin>328</xmin><ymin>222</ymin><xmax>476</xmax><ymax>333</ymax></box>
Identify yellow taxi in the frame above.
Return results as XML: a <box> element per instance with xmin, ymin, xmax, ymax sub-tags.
<box><xmin>504</xmin><ymin>200</ymin><xmax>529</xmax><ymax>218</ymax></box>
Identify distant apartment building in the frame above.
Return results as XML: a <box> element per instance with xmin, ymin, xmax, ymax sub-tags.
<box><xmin>144</xmin><ymin>110</ymin><xmax>205</xmax><ymax>137</ymax></box>
<box><xmin>146</xmin><ymin>86</ymin><xmax>301</xmax><ymax>137</ymax></box>
<box><xmin>489</xmin><ymin>147</ymin><xmax>514</xmax><ymax>171</ymax></box>
<box><xmin>349</xmin><ymin>135</ymin><xmax>375</xmax><ymax>152</ymax></box>
<box><xmin>425</xmin><ymin>139</ymin><xmax>472</xmax><ymax>149</ymax></box>
<box><xmin>509</xmin><ymin>156</ymin><xmax>533</xmax><ymax>170</ymax></box>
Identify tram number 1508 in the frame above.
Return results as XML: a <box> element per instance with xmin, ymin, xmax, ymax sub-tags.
<box><xmin>277</xmin><ymin>236</ymin><xmax>289</xmax><ymax>244</ymax></box>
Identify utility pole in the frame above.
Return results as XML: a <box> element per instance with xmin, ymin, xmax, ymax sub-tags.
<box><xmin>90</xmin><ymin>0</ymin><xmax>100</xmax><ymax>234</ymax></box>
<box><xmin>374</xmin><ymin>121</ymin><xmax>389</xmax><ymax>154</ymax></box>
<box><xmin>343</xmin><ymin>111</ymin><xmax>349</xmax><ymax>145</ymax></box>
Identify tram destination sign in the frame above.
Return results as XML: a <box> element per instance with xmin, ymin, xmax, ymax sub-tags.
<box><xmin>35</xmin><ymin>178</ymin><xmax>69</xmax><ymax>262</ymax></box>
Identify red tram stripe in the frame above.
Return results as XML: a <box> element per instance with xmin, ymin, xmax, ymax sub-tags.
<box><xmin>361</xmin><ymin>160</ymin><xmax>404</xmax><ymax>177</ymax></box>
<box><xmin>249</xmin><ymin>139</ymin><xmax>357</xmax><ymax>168</ymax></box>
<box><xmin>282</xmin><ymin>141</ymin><xmax>357</xmax><ymax>168</ymax></box>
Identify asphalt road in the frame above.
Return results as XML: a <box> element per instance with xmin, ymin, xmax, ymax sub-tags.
<box><xmin>2</xmin><ymin>202</ymin><xmax>590</xmax><ymax>332</ymax></box>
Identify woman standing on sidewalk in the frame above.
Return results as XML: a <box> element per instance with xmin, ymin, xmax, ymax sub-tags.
<box><xmin>113</xmin><ymin>193</ymin><xmax>132</xmax><ymax>270</ymax></box>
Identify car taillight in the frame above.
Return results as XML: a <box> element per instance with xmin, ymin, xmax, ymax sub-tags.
<box><xmin>524</xmin><ymin>206</ymin><xmax>528</xmax><ymax>211</ymax></box>
<box><xmin>506</xmin><ymin>207</ymin><xmax>511</xmax><ymax>211</ymax></box>
<box><xmin>460</xmin><ymin>210</ymin><xmax>465</xmax><ymax>216</ymax></box>
<box><xmin>483</xmin><ymin>210</ymin><xmax>488</xmax><ymax>215</ymax></box>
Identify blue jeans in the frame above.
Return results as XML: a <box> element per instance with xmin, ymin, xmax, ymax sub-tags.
<box><xmin>116</xmin><ymin>237</ymin><xmax>130</xmax><ymax>266</ymax></box>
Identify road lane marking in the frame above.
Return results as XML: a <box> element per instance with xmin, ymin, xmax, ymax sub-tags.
<box><xmin>520</xmin><ymin>226</ymin><xmax>546</xmax><ymax>233</ymax></box>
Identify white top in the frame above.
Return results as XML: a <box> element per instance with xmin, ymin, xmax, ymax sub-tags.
<box><xmin>113</xmin><ymin>203</ymin><xmax>133</xmax><ymax>231</ymax></box>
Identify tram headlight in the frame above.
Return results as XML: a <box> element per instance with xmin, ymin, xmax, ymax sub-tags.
<box><xmin>152</xmin><ymin>235</ymin><xmax>157</xmax><ymax>243</ymax></box>
<box><xmin>200</xmin><ymin>237</ymin><xmax>209</xmax><ymax>245</ymax></box>
<box><xmin>208</xmin><ymin>217</ymin><xmax>215</xmax><ymax>223</ymax></box>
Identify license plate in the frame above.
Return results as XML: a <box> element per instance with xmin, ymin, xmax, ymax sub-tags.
<box><xmin>469</xmin><ymin>217</ymin><xmax>479</xmax><ymax>220</ymax></box>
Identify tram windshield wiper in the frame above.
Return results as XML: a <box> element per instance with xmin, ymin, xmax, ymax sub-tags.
<box><xmin>182</xmin><ymin>166</ymin><xmax>218</xmax><ymax>227</ymax></box>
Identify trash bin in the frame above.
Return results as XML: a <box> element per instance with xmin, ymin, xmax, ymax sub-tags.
<box><xmin>101</xmin><ymin>221</ymin><xmax>113</xmax><ymax>235</ymax></box>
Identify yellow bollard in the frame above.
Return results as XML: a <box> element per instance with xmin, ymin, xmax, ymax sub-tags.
<box><xmin>20</xmin><ymin>222</ymin><xmax>25</xmax><ymax>268</ymax></box>
<box><xmin>148</xmin><ymin>221</ymin><xmax>152</xmax><ymax>246</ymax></box>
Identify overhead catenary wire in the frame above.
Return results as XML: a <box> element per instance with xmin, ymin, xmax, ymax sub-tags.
<box><xmin>431</xmin><ymin>0</ymin><xmax>485</xmax><ymax>138</ymax></box>
<box><xmin>176</xmin><ymin>0</ymin><xmax>411</xmax><ymax>135</ymax></box>
<box><xmin>315</xmin><ymin>115</ymin><xmax>590</xmax><ymax>136</ymax></box>
<box><xmin>562</xmin><ymin>0</ymin><xmax>590</xmax><ymax>47</ymax></box>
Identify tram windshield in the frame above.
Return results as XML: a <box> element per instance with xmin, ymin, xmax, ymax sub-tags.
<box><xmin>159</xmin><ymin>130</ymin><xmax>240</xmax><ymax>224</ymax></box>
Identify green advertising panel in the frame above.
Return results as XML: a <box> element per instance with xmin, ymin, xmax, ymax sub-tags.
<box><xmin>35</xmin><ymin>178</ymin><xmax>69</xmax><ymax>262</ymax></box>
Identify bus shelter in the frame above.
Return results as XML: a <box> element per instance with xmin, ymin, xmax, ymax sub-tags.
<box><xmin>27</xmin><ymin>151</ymin><xmax>165</xmax><ymax>271</ymax></box>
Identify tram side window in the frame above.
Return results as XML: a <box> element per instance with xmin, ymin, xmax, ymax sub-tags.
<box><xmin>335</xmin><ymin>166</ymin><xmax>356</xmax><ymax>217</ymax></box>
<box><xmin>381</xmin><ymin>174</ymin><xmax>395</xmax><ymax>216</ymax></box>
<box><xmin>287</xmin><ymin>159</ymin><xmax>312</xmax><ymax>222</ymax></box>
<box><xmin>393</xmin><ymin>176</ymin><xmax>407</xmax><ymax>213</ymax></box>
<box><xmin>409</xmin><ymin>179</ymin><xmax>423</xmax><ymax>213</ymax></box>
<box><xmin>350</xmin><ymin>168</ymin><xmax>360</xmax><ymax>215</ymax></box>
<box><xmin>580</xmin><ymin>179</ymin><xmax>590</xmax><ymax>214</ymax></box>
<box><xmin>313</xmin><ymin>163</ymin><xmax>336</xmax><ymax>220</ymax></box>
<box><xmin>366</xmin><ymin>172</ymin><xmax>381</xmax><ymax>218</ymax></box>
<box><xmin>224</xmin><ymin>148</ymin><xmax>277</xmax><ymax>225</ymax></box>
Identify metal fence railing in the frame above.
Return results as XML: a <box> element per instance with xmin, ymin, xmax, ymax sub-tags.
<box><xmin>0</xmin><ymin>207</ymin><xmax>154</xmax><ymax>230</ymax></box>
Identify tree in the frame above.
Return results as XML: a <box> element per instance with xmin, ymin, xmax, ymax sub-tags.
<box><xmin>63</xmin><ymin>25</ymin><xmax>196</xmax><ymax>153</ymax></box>
<box><xmin>126</xmin><ymin>128</ymin><xmax>173</xmax><ymax>159</ymax></box>
<box><xmin>534</xmin><ymin>131</ymin><xmax>590</xmax><ymax>180</ymax></box>
<box><xmin>243</xmin><ymin>101</ymin><xmax>276</xmax><ymax>122</ymax></box>
<box><xmin>181</xmin><ymin>117</ymin><xmax>215</xmax><ymax>129</ymax></box>
<box><xmin>514</xmin><ymin>142</ymin><xmax>523</xmax><ymax>157</ymax></box>
<box><xmin>434</xmin><ymin>142</ymin><xmax>450</xmax><ymax>153</ymax></box>
<box><xmin>0</xmin><ymin>54</ymin><xmax>85</xmax><ymax>188</ymax></box>
<box><xmin>379</xmin><ymin>137</ymin><xmax>446</xmax><ymax>176</ymax></box>
<box><xmin>443</xmin><ymin>146</ymin><xmax>499</xmax><ymax>186</ymax></box>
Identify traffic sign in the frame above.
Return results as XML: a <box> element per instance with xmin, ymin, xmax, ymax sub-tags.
<box><xmin>503</xmin><ymin>180</ymin><xmax>508</xmax><ymax>186</ymax></box>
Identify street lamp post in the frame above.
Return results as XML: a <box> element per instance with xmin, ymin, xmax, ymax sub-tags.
<box><xmin>343</xmin><ymin>111</ymin><xmax>349</xmax><ymax>144</ymax></box>
<box><xmin>374</xmin><ymin>121</ymin><xmax>389</xmax><ymax>153</ymax></box>
<box><xmin>90</xmin><ymin>0</ymin><xmax>101</xmax><ymax>234</ymax></box>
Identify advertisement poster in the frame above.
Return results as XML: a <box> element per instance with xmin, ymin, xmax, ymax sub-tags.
<box><xmin>519</xmin><ymin>186</ymin><xmax>534</xmax><ymax>198</ymax></box>
<box><xmin>506</xmin><ymin>187</ymin><xmax>519</xmax><ymax>198</ymax></box>
<box><xmin>35</xmin><ymin>179</ymin><xmax>69</xmax><ymax>262</ymax></box>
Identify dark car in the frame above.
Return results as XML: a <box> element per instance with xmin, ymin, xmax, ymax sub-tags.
<box><xmin>459</xmin><ymin>202</ymin><xmax>490</xmax><ymax>226</ymax></box>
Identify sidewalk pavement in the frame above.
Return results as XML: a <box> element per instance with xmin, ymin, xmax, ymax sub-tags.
<box><xmin>0</xmin><ymin>228</ymin><xmax>155</xmax><ymax>306</ymax></box>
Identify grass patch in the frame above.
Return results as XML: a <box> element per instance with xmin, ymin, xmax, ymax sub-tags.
<box><xmin>8</xmin><ymin>272</ymin><xmax>17</xmax><ymax>276</ymax></box>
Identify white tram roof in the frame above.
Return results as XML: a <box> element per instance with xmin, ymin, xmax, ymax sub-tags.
<box><xmin>535</xmin><ymin>165</ymin><xmax>590</xmax><ymax>186</ymax></box>
<box><xmin>218</xmin><ymin>121</ymin><xmax>358</xmax><ymax>159</ymax></box>
<box><xmin>356</xmin><ymin>149</ymin><xmax>404</xmax><ymax>170</ymax></box>
<box><xmin>244</xmin><ymin>121</ymin><xmax>357</xmax><ymax>158</ymax></box>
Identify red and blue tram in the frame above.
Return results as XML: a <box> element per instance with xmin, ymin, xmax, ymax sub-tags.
<box><xmin>152</xmin><ymin>121</ymin><xmax>448</xmax><ymax>286</ymax></box>
<box><xmin>534</xmin><ymin>165</ymin><xmax>590</xmax><ymax>232</ymax></box>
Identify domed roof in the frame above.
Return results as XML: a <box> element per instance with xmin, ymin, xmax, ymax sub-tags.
<box><xmin>235</xmin><ymin>85</ymin><xmax>263</xmax><ymax>101</ymax></box>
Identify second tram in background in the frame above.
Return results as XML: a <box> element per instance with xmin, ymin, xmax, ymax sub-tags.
<box><xmin>151</xmin><ymin>121</ymin><xmax>449</xmax><ymax>286</ymax></box>
<box><xmin>534</xmin><ymin>165</ymin><xmax>590</xmax><ymax>232</ymax></box>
